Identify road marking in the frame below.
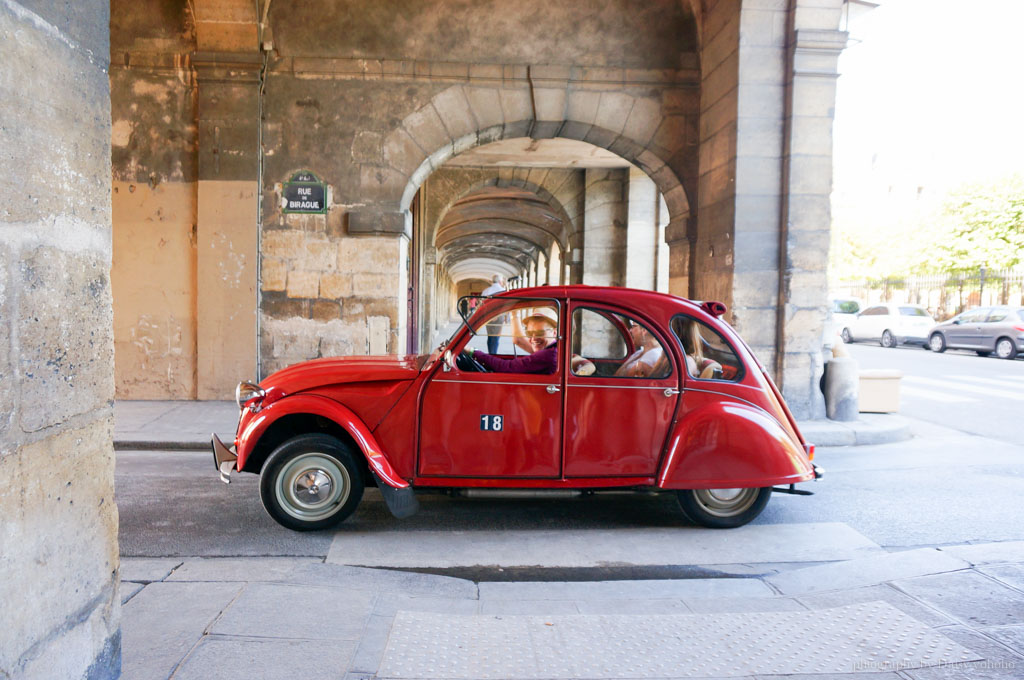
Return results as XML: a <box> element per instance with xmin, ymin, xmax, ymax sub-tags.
<box><xmin>945</xmin><ymin>374</ymin><xmax>1024</xmax><ymax>390</ymax></box>
<box><xmin>900</xmin><ymin>385</ymin><xmax>978</xmax><ymax>403</ymax></box>
<box><xmin>902</xmin><ymin>375</ymin><xmax>1024</xmax><ymax>401</ymax></box>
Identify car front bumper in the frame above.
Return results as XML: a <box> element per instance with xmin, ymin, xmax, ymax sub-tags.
<box><xmin>211</xmin><ymin>433</ymin><xmax>238</xmax><ymax>484</ymax></box>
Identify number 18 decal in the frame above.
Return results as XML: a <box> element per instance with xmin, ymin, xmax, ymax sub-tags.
<box><xmin>480</xmin><ymin>415</ymin><xmax>503</xmax><ymax>431</ymax></box>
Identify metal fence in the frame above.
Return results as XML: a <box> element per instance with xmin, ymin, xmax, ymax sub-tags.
<box><xmin>833</xmin><ymin>268</ymin><xmax>1024</xmax><ymax>321</ymax></box>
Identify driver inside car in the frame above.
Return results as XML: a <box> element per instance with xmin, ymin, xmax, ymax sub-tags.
<box><xmin>465</xmin><ymin>309</ymin><xmax>559</xmax><ymax>374</ymax></box>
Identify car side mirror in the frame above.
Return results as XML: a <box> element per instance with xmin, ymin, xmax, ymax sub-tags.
<box><xmin>952</xmin><ymin>319</ymin><xmax>962</xmax><ymax>325</ymax></box>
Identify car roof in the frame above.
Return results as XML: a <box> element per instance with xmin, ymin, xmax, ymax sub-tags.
<box><xmin>493</xmin><ymin>284</ymin><xmax>708</xmax><ymax>317</ymax></box>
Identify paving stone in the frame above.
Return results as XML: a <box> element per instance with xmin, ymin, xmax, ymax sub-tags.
<box><xmin>903</xmin><ymin>625</ymin><xmax>1024</xmax><ymax>679</ymax></box>
<box><xmin>478</xmin><ymin>578</ymin><xmax>774</xmax><ymax>601</ymax></box>
<box><xmin>120</xmin><ymin>557</ymin><xmax>183</xmax><ymax>582</ymax></box>
<box><xmin>172</xmin><ymin>637</ymin><xmax>356</xmax><ymax>679</ymax></box>
<box><xmin>211</xmin><ymin>582</ymin><xmax>375</xmax><ymax>640</ymax></box>
<box><xmin>286</xmin><ymin>562</ymin><xmax>477</xmax><ymax>598</ymax></box>
<box><xmin>767</xmin><ymin>548</ymin><xmax>970</xmax><ymax>595</ymax></box>
<box><xmin>978</xmin><ymin>564</ymin><xmax>1024</xmax><ymax>592</ymax></box>
<box><xmin>479</xmin><ymin>599</ymin><xmax>581</xmax><ymax>615</ymax></box>
<box><xmin>797</xmin><ymin>584</ymin><xmax>957</xmax><ymax>628</ymax></box>
<box><xmin>121</xmin><ymin>582</ymin><xmax>243</xmax><ymax>680</ymax></box>
<box><xmin>893</xmin><ymin>571</ymin><xmax>1024</xmax><ymax>628</ymax></box>
<box><xmin>940</xmin><ymin>542</ymin><xmax>1024</xmax><ymax>567</ymax></box>
<box><xmin>372</xmin><ymin>593</ymin><xmax>479</xmax><ymax>617</ymax></box>
<box><xmin>120</xmin><ymin>581</ymin><xmax>144</xmax><ymax>605</ymax></box>
<box><xmin>327</xmin><ymin>523</ymin><xmax>882</xmax><ymax>569</ymax></box>
<box><xmin>979</xmin><ymin>625</ymin><xmax>1024</xmax><ymax>656</ymax></box>
<box><xmin>573</xmin><ymin>598</ymin><xmax>691</xmax><ymax>615</ymax></box>
<box><xmin>377</xmin><ymin>603</ymin><xmax>979</xmax><ymax>679</ymax></box>
<box><xmin>166</xmin><ymin>556</ymin><xmax>322</xmax><ymax>582</ymax></box>
<box><xmin>348</xmin><ymin>613</ymin><xmax>396</xmax><ymax>674</ymax></box>
<box><xmin>684</xmin><ymin>596</ymin><xmax>807</xmax><ymax>614</ymax></box>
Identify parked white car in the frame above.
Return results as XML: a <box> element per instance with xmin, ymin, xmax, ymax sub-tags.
<box><xmin>842</xmin><ymin>302</ymin><xmax>935</xmax><ymax>347</ymax></box>
<box><xmin>828</xmin><ymin>298</ymin><xmax>862</xmax><ymax>340</ymax></box>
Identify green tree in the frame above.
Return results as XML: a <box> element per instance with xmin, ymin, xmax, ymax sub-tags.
<box><xmin>928</xmin><ymin>174</ymin><xmax>1024</xmax><ymax>274</ymax></box>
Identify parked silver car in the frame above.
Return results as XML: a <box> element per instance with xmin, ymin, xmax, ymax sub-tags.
<box><xmin>927</xmin><ymin>306</ymin><xmax>1024</xmax><ymax>359</ymax></box>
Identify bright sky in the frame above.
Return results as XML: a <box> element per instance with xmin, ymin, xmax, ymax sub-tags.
<box><xmin>833</xmin><ymin>0</ymin><xmax>1024</xmax><ymax>231</ymax></box>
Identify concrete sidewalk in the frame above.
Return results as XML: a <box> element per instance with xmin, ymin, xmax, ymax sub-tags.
<box><xmin>119</xmin><ymin>541</ymin><xmax>1024</xmax><ymax>679</ymax></box>
<box><xmin>113</xmin><ymin>400</ymin><xmax>911</xmax><ymax>450</ymax></box>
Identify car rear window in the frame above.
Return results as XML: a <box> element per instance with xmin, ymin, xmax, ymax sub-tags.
<box><xmin>1018</xmin><ymin>310</ymin><xmax>1024</xmax><ymax>323</ymax></box>
<box><xmin>899</xmin><ymin>306</ymin><xmax>928</xmax><ymax>316</ymax></box>
<box><xmin>987</xmin><ymin>310</ymin><xmax>1008</xmax><ymax>322</ymax></box>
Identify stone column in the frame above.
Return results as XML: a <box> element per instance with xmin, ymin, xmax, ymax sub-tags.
<box><xmin>625</xmin><ymin>168</ymin><xmax>658</xmax><ymax>291</ymax></box>
<box><xmin>777</xmin><ymin>21</ymin><xmax>847</xmax><ymax>419</ymax></box>
<box><xmin>1</xmin><ymin>2</ymin><xmax>120</xmax><ymax>677</ymax></box>
<box><xmin>581</xmin><ymin>169</ymin><xmax>628</xmax><ymax>287</ymax></box>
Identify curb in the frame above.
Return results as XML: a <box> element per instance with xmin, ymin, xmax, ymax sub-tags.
<box><xmin>797</xmin><ymin>413</ymin><xmax>912</xmax><ymax>447</ymax></box>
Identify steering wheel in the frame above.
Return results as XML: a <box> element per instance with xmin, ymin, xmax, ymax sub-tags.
<box><xmin>455</xmin><ymin>350</ymin><xmax>488</xmax><ymax>372</ymax></box>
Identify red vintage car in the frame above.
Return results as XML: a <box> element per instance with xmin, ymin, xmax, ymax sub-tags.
<box><xmin>212</xmin><ymin>285</ymin><xmax>821</xmax><ymax>531</ymax></box>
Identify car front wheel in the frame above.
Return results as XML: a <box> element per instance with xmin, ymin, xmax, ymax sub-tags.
<box><xmin>995</xmin><ymin>337</ymin><xmax>1018</xmax><ymax>360</ymax></box>
<box><xmin>260</xmin><ymin>434</ymin><xmax>364</xmax><ymax>531</ymax></box>
<box><xmin>880</xmin><ymin>330</ymin><xmax>897</xmax><ymax>348</ymax></box>
<box><xmin>929</xmin><ymin>333</ymin><xmax>946</xmax><ymax>353</ymax></box>
<box><xmin>676</xmin><ymin>487</ymin><xmax>771</xmax><ymax>528</ymax></box>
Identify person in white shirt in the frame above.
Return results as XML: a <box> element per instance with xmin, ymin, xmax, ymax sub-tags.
<box><xmin>481</xmin><ymin>275</ymin><xmax>506</xmax><ymax>354</ymax></box>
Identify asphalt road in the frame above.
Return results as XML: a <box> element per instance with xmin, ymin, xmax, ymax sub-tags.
<box><xmin>846</xmin><ymin>341</ymin><xmax>1024</xmax><ymax>444</ymax></box>
<box><xmin>117</xmin><ymin>417</ymin><xmax>1024</xmax><ymax>570</ymax></box>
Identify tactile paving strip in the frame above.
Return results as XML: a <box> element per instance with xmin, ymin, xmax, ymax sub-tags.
<box><xmin>377</xmin><ymin>601</ymin><xmax>982</xmax><ymax>678</ymax></box>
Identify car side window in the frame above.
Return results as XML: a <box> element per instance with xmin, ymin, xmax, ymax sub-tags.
<box><xmin>863</xmin><ymin>306</ymin><xmax>885</xmax><ymax>316</ymax></box>
<box><xmin>959</xmin><ymin>309</ymin><xmax>986</xmax><ymax>323</ymax></box>
<box><xmin>570</xmin><ymin>308</ymin><xmax>671</xmax><ymax>379</ymax></box>
<box><xmin>671</xmin><ymin>316</ymin><xmax>743</xmax><ymax>382</ymax></box>
<box><xmin>986</xmin><ymin>310</ymin><xmax>1007</xmax><ymax>323</ymax></box>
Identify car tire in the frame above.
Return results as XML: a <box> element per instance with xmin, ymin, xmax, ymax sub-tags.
<box><xmin>676</xmin><ymin>487</ymin><xmax>771</xmax><ymax>529</ymax></box>
<box><xmin>928</xmin><ymin>333</ymin><xmax>947</xmax><ymax>353</ymax></box>
<box><xmin>975</xmin><ymin>350</ymin><xmax>991</xmax><ymax>357</ymax></box>
<box><xmin>880</xmin><ymin>330</ymin><xmax>897</xmax><ymax>348</ymax></box>
<box><xmin>995</xmin><ymin>337</ymin><xmax>1018</xmax><ymax>360</ymax></box>
<box><xmin>840</xmin><ymin>328</ymin><xmax>852</xmax><ymax>344</ymax></box>
<box><xmin>259</xmin><ymin>434</ymin><xmax>364</xmax><ymax>531</ymax></box>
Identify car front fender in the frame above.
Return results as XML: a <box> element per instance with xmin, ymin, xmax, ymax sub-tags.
<box><xmin>658</xmin><ymin>400</ymin><xmax>814</xmax><ymax>489</ymax></box>
<box><xmin>236</xmin><ymin>393</ymin><xmax>408</xmax><ymax>488</ymax></box>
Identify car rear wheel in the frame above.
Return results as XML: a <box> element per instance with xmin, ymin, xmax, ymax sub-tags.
<box><xmin>840</xmin><ymin>328</ymin><xmax>852</xmax><ymax>344</ymax></box>
<box><xmin>880</xmin><ymin>330</ymin><xmax>897</xmax><ymax>348</ymax></box>
<box><xmin>676</xmin><ymin>487</ymin><xmax>771</xmax><ymax>529</ymax></box>
<box><xmin>995</xmin><ymin>337</ymin><xmax>1018</xmax><ymax>360</ymax></box>
<box><xmin>260</xmin><ymin>434</ymin><xmax>364</xmax><ymax>531</ymax></box>
<box><xmin>929</xmin><ymin>333</ymin><xmax>946</xmax><ymax>353</ymax></box>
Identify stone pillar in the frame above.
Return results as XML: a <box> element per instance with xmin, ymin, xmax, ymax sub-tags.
<box><xmin>1</xmin><ymin>2</ymin><xmax>120</xmax><ymax>677</ymax></box>
<box><xmin>665</xmin><ymin>216</ymin><xmax>693</xmax><ymax>298</ymax></box>
<box><xmin>777</xmin><ymin>19</ymin><xmax>847</xmax><ymax>419</ymax></box>
<box><xmin>194</xmin><ymin>51</ymin><xmax>261</xmax><ymax>394</ymax></box>
<box><xmin>625</xmin><ymin>168</ymin><xmax>658</xmax><ymax>291</ymax></box>
<box><xmin>656</xmin><ymin>194</ymin><xmax>670</xmax><ymax>293</ymax></box>
<box><xmin>581</xmin><ymin>169</ymin><xmax>628</xmax><ymax>287</ymax></box>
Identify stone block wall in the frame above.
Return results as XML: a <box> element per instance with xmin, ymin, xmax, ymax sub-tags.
<box><xmin>0</xmin><ymin>1</ymin><xmax>120</xmax><ymax>678</ymax></box>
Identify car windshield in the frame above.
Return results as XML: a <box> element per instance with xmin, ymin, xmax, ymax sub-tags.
<box><xmin>899</xmin><ymin>306</ymin><xmax>928</xmax><ymax>316</ymax></box>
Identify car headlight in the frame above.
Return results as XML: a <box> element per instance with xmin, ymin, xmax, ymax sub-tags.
<box><xmin>235</xmin><ymin>381</ymin><xmax>266</xmax><ymax>412</ymax></box>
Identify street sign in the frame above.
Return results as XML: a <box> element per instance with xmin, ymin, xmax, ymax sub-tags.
<box><xmin>282</xmin><ymin>170</ymin><xmax>326</xmax><ymax>214</ymax></box>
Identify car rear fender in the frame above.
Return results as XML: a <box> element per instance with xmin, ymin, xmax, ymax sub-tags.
<box><xmin>657</xmin><ymin>400</ymin><xmax>814</xmax><ymax>489</ymax></box>
<box><xmin>237</xmin><ymin>393</ymin><xmax>408</xmax><ymax>488</ymax></box>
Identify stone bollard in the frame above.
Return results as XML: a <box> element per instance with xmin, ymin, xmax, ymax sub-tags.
<box><xmin>825</xmin><ymin>356</ymin><xmax>860</xmax><ymax>421</ymax></box>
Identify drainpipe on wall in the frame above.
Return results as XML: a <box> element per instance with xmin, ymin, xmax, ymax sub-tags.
<box><xmin>255</xmin><ymin>0</ymin><xmax>272</xmax><ymax>379</ymax></box>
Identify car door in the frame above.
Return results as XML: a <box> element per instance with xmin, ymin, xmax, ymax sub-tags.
<box><xmin>855</xmin><ymin>306</ymin><xmax>886</xmax><ymax>340</ymax></box>
<box><xmin>417</xmin><ymin>301</ymin><xmax>564</xmax><ymax>479</ymax></box>
<box><xmin>947</xmin><ymin>308</ymin><xmax>987</xmax><ymax>348</ymax></box>
<box><xmin>979</xmin><ymin>308</ymin><xmax>1008</xmax><ymax>349</ymax></box>
<box><xmin>562</xmin><ymin>304</ymin><xmax>679</xmax><ymax>477</ymax></box>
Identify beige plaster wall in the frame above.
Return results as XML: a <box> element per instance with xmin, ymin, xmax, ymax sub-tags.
<box><xmin>197</xmin><ymin>180</ymin><xmax>259</xmax><ymax>394</ymax></box>
<box><xmin>112</xmin><ymin>181</ymin><xmax>198</xmax><ymax>398</ymax></box>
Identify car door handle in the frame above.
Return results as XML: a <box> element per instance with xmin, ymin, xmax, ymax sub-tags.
<box><xmin>546</xmin><ymin>384</ymin><xmax>561</xmax><ymax>393</ymax></box>
<box><xmin>664</xmin><ymin>388</ymin><xmax>680</xmax><ymax>397</ymax></box>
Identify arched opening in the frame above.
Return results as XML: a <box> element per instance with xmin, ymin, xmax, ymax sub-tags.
<box><xmin>411</xmin><ymin>137</ymin><xmax>681</xmax><ymax>350</ymax></box>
